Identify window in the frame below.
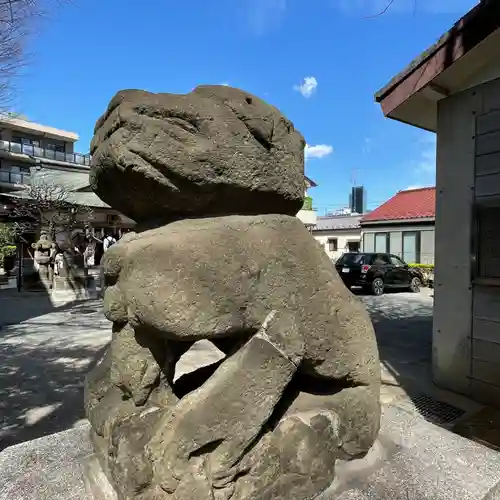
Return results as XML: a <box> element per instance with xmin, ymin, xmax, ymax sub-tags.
<box><xmin>328</xmin><ymin>238</ymin><xmax>338</xmax><ymax>252</ymax></box>
<box><xmin>0</xmin><ymin>163</ymin><xmax>30</xmax><ymax>184</ymax></box>
<box><xmin>347</xmin><ymin>241</ymin><xmax>360</xmax><ymax>252</ymax></box>
<box><xmin>13</xmin><ymin>136</ymin><xmax>40</xmax><ymax>147</ymax></box>
<box><xmin>390</xmin><ymin>255</ymin><xmax>405</xmax><ymax>267</ymax></box>
<box><xmin>476</xmin><ymin>205</ymin><xmax>500</xmax><ymax>278</ymax></box>
<box><xmin>402</xmin><ymin>231</ymin><xmax>420</xmax><ymax>264</ymax></box>
<box><xmin>107</xmin><ymin>214</ymin><xmax>121</xmax><ymax>225</ymax></box>
<box><xmin>337</xmin><ymin>253</ymin><xmax>368</xmax><ymax>266</ymax></box>
<box><xmin>46</xmin><ymin>143</ymin><xmax>65</xmax><ymax>153</ymax></box>
<box><xmin>374</xmin><ymin>233</ymin><xmax>388</xmax><ymax>253</ymax></box>
<box><xmin>373</xmin><ymin>253</ymin><xmax>390</xmax><ymax>265</ymax></box>
<box><xmin>362</xmin><ymin>233</ymin><xmax>374</xmax><ymax>252</ymax></box>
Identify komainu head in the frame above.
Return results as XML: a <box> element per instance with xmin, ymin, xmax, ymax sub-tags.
<box><xmin>90</xmin><ymin>85</ymin><xmax>306</xmax><ymax>224</ymax></box>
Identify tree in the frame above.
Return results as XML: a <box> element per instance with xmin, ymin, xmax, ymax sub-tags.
<box><xmin>0</xmin><ymin>0</ymin><xmax>67</xmax><ymax>109</ymax></box>
<box><xmin>7</xmin><ymin>170</ymin><xmax>94</xmax><ymax>249</ymax></box>
<box><xmin>363</xmin><ymin>0</ymin><xmax>418</xmax><ymax>18</ymax></box>
<box><xmin>0</xmin><ymin>221</ymin><xmax>15</xmax><ymax>268</ymax></box>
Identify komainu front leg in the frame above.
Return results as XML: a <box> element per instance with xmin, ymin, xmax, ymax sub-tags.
<box><xmin>231</xmin><ymin>384</ymin><xmax>380</xmax><ymax>500</ymax></box>
<box><xmin>231</xmin><ymin>412</ymin><xmax>340</xmax><ymax>500</ymax></box>
<box><xmin>109</xmin><ymin>323</ymin><xmax>170</xmax><ymax>406</ymax></box>
<box><xmin>146</xmin><ymin>310</ymin><xmax>304</xmax><ymax>494</ymax></box>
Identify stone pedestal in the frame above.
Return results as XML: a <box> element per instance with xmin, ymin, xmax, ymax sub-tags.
<box><xmin>2</xmin><ymin>406</ymin><xmax>500</xmax><ymax>500</ymax></box>
<box><xmin>83</xmin><ymin>455</ymin><xmax>118</xmax><ymax>500</ymax></box>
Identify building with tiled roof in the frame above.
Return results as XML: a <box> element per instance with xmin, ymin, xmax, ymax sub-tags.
<box><xmin>360</xmin><ymin>187</ymin><xmax>436</xmax><ymax>265</ymax></box>
<box><xmin>361</xmin><ymin>187</ymin><xmax>435</xmax><ymax>223</ymax></box>
<box><xmin>312</xmin><ymin>214</ymin><xmax>362</xmax><ymax>261</ymax></box>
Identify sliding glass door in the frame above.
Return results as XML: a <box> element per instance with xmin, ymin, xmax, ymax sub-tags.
<box><xmin>402</xmin><ymin>232</ymin><xmax>418</xmax><ymax>264</ymax></box>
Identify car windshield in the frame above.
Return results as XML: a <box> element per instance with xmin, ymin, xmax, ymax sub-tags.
<box><xmin>337</xmin><ymin>253</ymin><xmax>370</xmax><ymax>266</ymax></box>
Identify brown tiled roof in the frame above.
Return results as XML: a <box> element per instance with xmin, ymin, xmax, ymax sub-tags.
<box><xmin>361</xmin><ymin>187</ymin><xmax>435</xmax><ymax>223</ymax></box>
<box><xmin>375</xmin><ymin>0</ymin><xmax>500</xmax><ymax>117</ymax></box>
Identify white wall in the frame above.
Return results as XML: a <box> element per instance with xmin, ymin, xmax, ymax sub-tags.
<box><xmin>313</xmin><ymin>229</ymin><xmax>361</xmax><ymax>262</ymax></box>
<box><xmin>296</xmin><ymin>208</ymin><xmax>317</xmax><ymax>226</ymax></box>
<box><xmin>433</xmin><ymin>83</ymin><xmax>476</xmax><ymax>395</ymax></box>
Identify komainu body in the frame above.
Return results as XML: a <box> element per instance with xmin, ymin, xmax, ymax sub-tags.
<box><xmin>84</xmin><ymin>85</ymin><xmax>381</xmax><ymax>500</ymax></box>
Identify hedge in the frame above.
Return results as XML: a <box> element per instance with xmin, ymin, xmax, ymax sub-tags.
<box><xmin>408</xmin><ymin>263</ymin><xmax>434</xmax><ymax>271</ymax></box>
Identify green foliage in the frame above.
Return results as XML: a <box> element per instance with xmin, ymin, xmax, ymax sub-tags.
<box><xmin>6</xmin><ymin>112</ymin><xmax>30</xmax><ymax>121</ymax></box>
<box><xmin>303</xmin><ymin>196</ymin><xmax>313</xmax><ymax>211</ymax></box>
<box><xmin>0</xmin><ymin>224</ymin><xmax>16</xmax><ymax>267</ymax></box>
<box><xmin>408</xmin><ymin>263</ymin><xmax>434</xmax><ymax>270</ymax></box>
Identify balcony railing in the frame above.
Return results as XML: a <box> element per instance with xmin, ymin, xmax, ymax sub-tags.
<box><xmin>0</xmin><ymin>170</ymin><xmax>29</xmax><ymax>185</ymax></box>
<box><xmin>0</xmin><ymin>140</ymin><xmax>91</xmax><ymax>166</ymax></box>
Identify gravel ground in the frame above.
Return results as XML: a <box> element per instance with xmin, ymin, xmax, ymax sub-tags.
<box><xmin>0</xmin><ymin>289</ymin><xmax>434</xmax><ymax>451</ymax></box>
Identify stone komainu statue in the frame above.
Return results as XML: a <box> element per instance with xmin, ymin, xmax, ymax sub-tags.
<box><xmin>84</xmin><ymin>85</ymin><xmax>381</xmax><ymax>500</ymax></box>
<box><xmin>32</xmin><ymin>230</ymin><xmax>56</xmax><ymax>284</ymax></box>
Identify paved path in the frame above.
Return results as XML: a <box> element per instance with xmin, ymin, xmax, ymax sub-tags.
<box><xmin>358</xmin><ymin>290</ymin><xmax>434</xmax><ymax>400</ymax></box>
<box><xmin>0</xmin><ymin>288</ymin><xmax>442</xmax><ymax>451</ymax></box>
<box><xmin>0</xmin><ymin>299</ymin><xmax>110</xmax><ymax>451</ymax></box>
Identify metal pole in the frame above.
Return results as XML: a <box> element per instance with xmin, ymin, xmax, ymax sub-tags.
<box><xmin>16</xmin><ymin>239</ymin><xmax>23</xmax><ymax>292</ymax></box>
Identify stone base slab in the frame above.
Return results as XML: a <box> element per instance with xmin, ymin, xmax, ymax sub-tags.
<box><xmin>0</xmin><ymin>424</ymin><xmax>92</xmax><ymax>500</ymax></box>
<box><xmin>83</xmin><ymin>454</ymin><xmax>118</xmax><ymax>500</ymax></box>
<box><xmin>2</xmin><ymin>406</ymin><xmax>500</xmax><ymax>500</ymax></box>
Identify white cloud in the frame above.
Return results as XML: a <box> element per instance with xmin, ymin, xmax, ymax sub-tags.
<box><xmin>220</xmin><ymin>82</ymin><xmax>230</xmax><ymax>86</ymax></box>
<box><xmin>294</xmin><ymin>77</ymin><xmax>318</xmax><ymax>98</ymax></box>
<box><xmin>305</xmin><ymin>144</ymin><xmax>333</xmax><ymax>159</ymax></box>
<box><xmin>404</xmin><ymin>185</ymin><xmax>424</xmax><ymax>191</ymax></box>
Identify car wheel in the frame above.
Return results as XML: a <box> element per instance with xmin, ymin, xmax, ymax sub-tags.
<box><xmin>371</xmin><ymin>277</ymin><xmax>384</xmax><ymax>296</ymax></box>
<box><xmin>409</xmin><ymin>277</ymin><xmax>421</xmax><ymax>293</ymax></box>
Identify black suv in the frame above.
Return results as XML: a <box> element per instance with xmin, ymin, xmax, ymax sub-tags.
<box><xmin>335</xmin><ymin>252</ymin><xmax>424</xmax><ymax>296</ymax></box>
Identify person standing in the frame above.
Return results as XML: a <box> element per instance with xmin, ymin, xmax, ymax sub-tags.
<box><xmin>103</xmin><ymin>232</ymin><xmax>117</xmax><ymax>252</ymax></box>
<box><xmin>96</xmin><ymin>231</ymin><xmax>117</xmax><ymax>297</ymax></box>
<box><xmin>82</xmin><ymin>227</ymin><xmax>96</xmax><ymax>272</ymax></box>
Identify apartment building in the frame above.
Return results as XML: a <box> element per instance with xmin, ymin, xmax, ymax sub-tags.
<box><xmin>0</xmin><ymin>115</ymin><xmax>90</xmax><ymax>192</ymax></box>
<box><xmin>0</xmin><ymin>115</ymin><xmax>134</xmax><ymax>242</ymax></box>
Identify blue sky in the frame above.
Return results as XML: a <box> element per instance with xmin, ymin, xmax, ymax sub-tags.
<box><xmin>17</xmin><ymin>0</ymin><xmax>479</xmax><ymax>214</ymax></box>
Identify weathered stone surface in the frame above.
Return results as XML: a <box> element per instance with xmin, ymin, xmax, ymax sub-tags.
<box><xmin>147</xmin><ymin>332</ymin><xmax>300</xmax><ymax>493</ymax></box>
<box><xmin>32</xmin><ymin>231</ymin><xmax>56</xmax><ymax>287</ymax></box>
<box><xmin>231</xmin><ymin>413</ymin><xmax>339</xmax><ymax>500</ymax></box>
<box><xmin>85</xmin><ymin>85</ymin><xmax>381</xmax><ymax>500</ymax></box>
<box><xmin>84</xmin><ymin>454</ymin><xmax>119</xmax><ymax>500</ymax></box>
<box><xmin>89</xmin><ymin>86</ymin><xmax>306</xmax><ymax>224</ymax></box>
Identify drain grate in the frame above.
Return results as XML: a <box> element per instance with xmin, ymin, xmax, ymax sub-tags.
<box><xmin>405</xmin><ymin>394</ymin><xmax>466</xmax><ymax>426</ymax></box>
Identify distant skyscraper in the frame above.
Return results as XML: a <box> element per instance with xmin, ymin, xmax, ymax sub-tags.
<box><xmin>350</xmin><ymin>186</ymin><xmax>366</xmax><ymax>214</ymax></box>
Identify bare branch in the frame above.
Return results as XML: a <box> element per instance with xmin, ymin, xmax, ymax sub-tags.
<box><xmin>7</xmin><ymin>171</ymin><xmax>94</xmax><ymax>249</ymax></box>
<box><xmin>362</xmin><ymin>0</ymin><xmax>398</xmax><ymax>19</ymax></box>
<box><xmin>0</xmin><ymin>0</ymin><xmax>71</xmax><ymax>111</ymax></box>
